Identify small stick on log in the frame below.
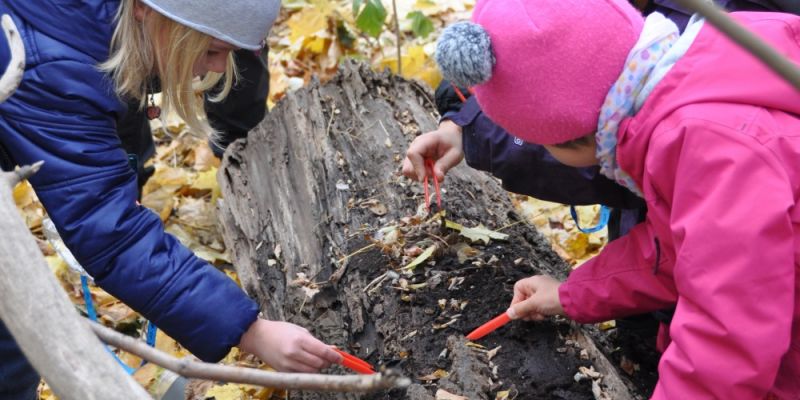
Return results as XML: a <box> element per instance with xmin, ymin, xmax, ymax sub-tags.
<box><xmin>89</xmin><ymin>321</ymin><xmax>411</xmax><ymax>393</ymax></box>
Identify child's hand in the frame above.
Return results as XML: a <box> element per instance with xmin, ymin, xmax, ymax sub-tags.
<box><xmin>239</xmin><ymin>319</ymin><xmax>342</xmax><ymax>373</ymax></box>
<box><xmin>507</xmin><ymin>275</ymin><xmax>565</xmax><ymax>321</ymax></box>
<box><xmin>402</xmin><ymin>120</ymin><xmax>464</xmax><ymax>182</ymax></box>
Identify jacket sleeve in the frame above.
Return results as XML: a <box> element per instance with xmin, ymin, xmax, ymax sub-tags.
<box><xmin>435</xmin><ymin>80</ymin><xmax>471</xmax><ymax>116</ymax></box>
<box><xmin>0</xmin><ymin>59</ymin><xmax>259</xmax><ymax>362</ymax></box>
<box><xmin>648</xmin><ymin>127</ymin><xmax>794</xmax><ymax>399</ymax></box>
<box><xmin>558</xmin><ymin>221</ymin><xmax>678</xmax><ymax>322</ymax></box>
<box><xmin>450</xmin><ymin>97</ymin><xmax>646</xmax><ymax>209</ymax></box>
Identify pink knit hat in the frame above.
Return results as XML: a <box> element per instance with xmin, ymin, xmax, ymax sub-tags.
<box><xmin>436</xmin><ymin>0</ymin><xmax>644</xmax><ymax>145</ymax></box>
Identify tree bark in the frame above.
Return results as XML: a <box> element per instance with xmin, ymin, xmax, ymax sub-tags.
<box><xmin>0</xmin><ymin>165</ymin><xmax>150</xmax><ymax>399</ymax></box>
<box><xmin>219</xmin><ymin>61</ymin><xmax>638</xmax><ymax>399</ymax></box>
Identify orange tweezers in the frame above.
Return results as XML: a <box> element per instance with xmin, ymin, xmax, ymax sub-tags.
<box><xmin>332</xmin><ymin>348</ymin><xmax>376</xmax><ymax>374</ymax></box>
<box><xmin>465</xmin><ymin>311</ymin><xmax>512</xmax><ymax>341</ymax></box>
<box><xmin>424</xmin><ymin>159</ymin><xmax>442</xmax><ymax>212</ymax></box>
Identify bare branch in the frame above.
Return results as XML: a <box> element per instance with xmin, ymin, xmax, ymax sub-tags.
<box><xmin>89</xmin><ymin>321</ymin><xmax>411</xmax><ymax>393</ymax></box>
<box><xmin>0</xmin><ymin>174</ymin><xmax>149</xmax><ymax>398</ymax></box>
<box><xmin>3</xmin><ymin>161</ymin><xmax>44</xmax><ymax>189</ymax></box>
<box><xmin>0</xmin><ymin>14</ymin><xmax>25</xmax><ymax>103</ymax></box>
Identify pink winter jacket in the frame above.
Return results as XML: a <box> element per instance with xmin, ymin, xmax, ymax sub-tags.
<box><xmin>558</xmin><ymin>12</ymin><xmax>800</xmax><ymax>399</ymax></box>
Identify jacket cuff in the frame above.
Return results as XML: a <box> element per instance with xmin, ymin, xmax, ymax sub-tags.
<box><xmin>446</xmin><ymin>97</ymin><xmax>482</xmax><ymax>127</ymax></box>
<box><xmin>202</xmin><ymin>298</ymin><xmax>260</xmax><ymax>362</ymax></box>
<box><xmin>558</xmin><ymin>282</ymin><xmax>581</xmax><ymax>322</ymax></box>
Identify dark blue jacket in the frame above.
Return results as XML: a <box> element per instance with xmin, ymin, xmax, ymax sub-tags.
<box><xmin>0</xmin><ymin>0</ymin><xmax>259</xmax><ymax>362</ymax></box>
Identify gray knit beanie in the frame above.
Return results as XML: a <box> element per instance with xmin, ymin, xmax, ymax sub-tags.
<box><xmin>140</xmin><ymin>0</ymin><xmax>280</xmax><ymax>50</ymax></box>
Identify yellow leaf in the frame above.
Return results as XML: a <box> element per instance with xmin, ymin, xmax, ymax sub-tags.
<box><xmin>304</xmin><ymin>36</ymin><xmax>328</xmax><ymax>54</ymax></box>
<box><xmin>563</xmin><ymin>232</ymin><xmax>590</xmax><ymax>260</ymax></box>
<box><xmin>380</xmin><ymin>45</ymin><xmax>442</xmax><ymax>89</ymax></box>
<box><xmin>191</xmin><ymin>167</ymin><xmax>221</xmax><ymax>203</ymax></box>
<box><xmin>495</xmin><ymin>390</ymin><xmax>511</xmax><ymax>400</ymax></box>
<box><xmin>132</xmin><ymin>361</ymin><xmax>160</xmax><ymax>388</ymax></box>
<box><xmin>12</xmin><ymin>181</ymin><xmax>35</xmax><ymax>207</ymax></box>
<box><xmin>37</xmin><ymin>381</ymin><xmax>57</xmax><ymax>400</ymax></box>
<box><xmin>205</xmin><ymin>383</ymin><xmax>246</xmax><ymax>400</ymax></box>
<box><xmin>221</xmin><ymin>346</ymin><xmax>241</xmax><ymax>365</ymax></box>
<box><xmin>142</xmin><ymin>167</ymin><xmax>189</xmax><ymax>210</ymax></box>
<box><xmin>225</xmin><ymin>269</ymin><xmax>242</xmax><ymax>287</ymax></box>
<box><xmin>598</xmin><ymin>320</ymin><xmax>616</xmax><ymax>331</ymax></box>
<box><xmin>155</xmin><ymin>329</ymin><xmax>190</xmax><ymax>359</ymax></box>
<box><xmin>287</xmin><ymin>0</ymin><xmax>334</xmax><ymax>45</ymax></box>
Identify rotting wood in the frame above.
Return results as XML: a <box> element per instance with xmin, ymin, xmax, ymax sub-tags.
<box><xmin>219</xmin><ymin>60</ymin><xmax>642</xmax><ymax>399</ymax></box>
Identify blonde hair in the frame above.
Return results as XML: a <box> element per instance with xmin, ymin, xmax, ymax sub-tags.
<box><xmin>100</xmin><ymin>0</ymin><xmax>238</xmax><ymax>140</ymax></box>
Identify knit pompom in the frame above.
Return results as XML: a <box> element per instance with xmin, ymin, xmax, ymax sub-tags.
<box><xmin>435</xmin><ymin>21</ymin><xmax>495</xmax><ymax>88</ymax></box>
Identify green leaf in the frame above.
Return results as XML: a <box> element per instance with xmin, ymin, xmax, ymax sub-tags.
<box><xmin>407</xmin><ymin>11</ymin><xmax>434</xmax><ymax>39</ymax></box>
<box><xmin>402</xmin><ymin>245</ymin><xmax>436</xmax><ymax>271</ymax></box>
<box><xmin>356</xmin><ymin>0</ymin><xmax>387</xmax><ymax>38</ymax></box>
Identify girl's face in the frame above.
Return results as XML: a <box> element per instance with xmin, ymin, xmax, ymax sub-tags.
<box><xmin>543</xmin><ymin>140</ymin><xmax>599</xmax><ymax>168</ymax></box>
<box><xmin>192</xmin><ymin>39</ymin><xmax>238</xmax><ymax>76</ymax></box>
<box><xmin>134</xmin><ymin>2</ymin><xmax>238</xmax><ymax>77</ymax></box>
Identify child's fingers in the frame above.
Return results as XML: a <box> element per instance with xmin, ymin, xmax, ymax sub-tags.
<box><xmin>434</xmin><ymin>148</ymin><xmax>464</xmax><ymax>181</ymax></box>
<box><xmin>509</xmin><ymin>297</ymin><xmax>544</xmax><ymax>321</ymax></box>
<box><xmin>290</xmin><ymin>348</ymin><xmax>332</xmax><ymax>372</ymax></box>
<box><xmin>513</xmin><ymin>278</ymin><xmax>536</xmax><ymax>298</ymax></box>
<box><xmin>401</xmin><ymin>157</ymin><xmax>418</xmax><ymax>180</ymax></box>
<box><xmin>304</xmin><ymin>337</ymin><xmax>344</xmax><ymax>365</ymax></box>
<box><xmin>405</xmin><ymin>147</ymin><xmax>427</xmax><ymax>181</ymax></box>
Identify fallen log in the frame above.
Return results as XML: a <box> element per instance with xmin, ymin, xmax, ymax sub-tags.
<box><xmin>219</xmin><ymin>61</ymin><xmax>642</xmax><ymax>399</ymax></box>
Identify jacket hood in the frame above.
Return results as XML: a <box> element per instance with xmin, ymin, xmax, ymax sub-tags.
<box><xmin>633</xmin><ymin>12</ymin><xmax>800</xmax><ymax>135</ymax></box>
<box><xmin>6</xmin><ymin>0</ymin><xmax>120</xmax><ymax>62</ymax></box>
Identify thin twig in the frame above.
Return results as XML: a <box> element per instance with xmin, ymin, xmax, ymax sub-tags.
<box><xmin>497</xmin><ymin>220</ymin><xmax>522</xmax><ymax>232</ymax></box>
<box><xmin>672</xmin><ymin>0</ymin><xmax>800</xmax><ymax>91</ymax></box>
<box><xmin>88</xmin><ymin>321</ymin><xmax>410</xmax><ymax>392</ymax></box>
<box><xmin>335</xmin><ymin>242</ymin><xmax>377</xmax><ymax>266</ymax></box>
<box><xmin>392</xmin><ymin>0</ymin><xmax>402</xmax><ymax>76</ymax></box>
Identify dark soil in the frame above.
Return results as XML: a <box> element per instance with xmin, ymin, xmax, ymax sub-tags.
<box><xmin>344</xmin><ymin>233</ymin><xmax>596</xmax><ymax>400</ymax></box>
<box><xmin>292</xmin><ymin>180</ymin><xmax>662</xmax><ymax>399</ymax></box>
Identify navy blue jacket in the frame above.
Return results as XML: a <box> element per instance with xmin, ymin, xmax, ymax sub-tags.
<box><xmin>0</xmin><ymin>0</ymin><xmax>259</xmax><ymax>362</ymax></box>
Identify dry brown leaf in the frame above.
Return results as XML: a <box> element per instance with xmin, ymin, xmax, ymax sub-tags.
<box><xmin>417</xmin><ymin>369</ymin><xmax>449</xmax><ymax>381</ymax></box>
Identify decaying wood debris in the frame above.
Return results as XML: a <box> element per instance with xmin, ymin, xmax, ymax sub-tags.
<box><xmin>220</xmin><ymin>61</ymin><xmax>644</xmax><ymax>399</ymax></box>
